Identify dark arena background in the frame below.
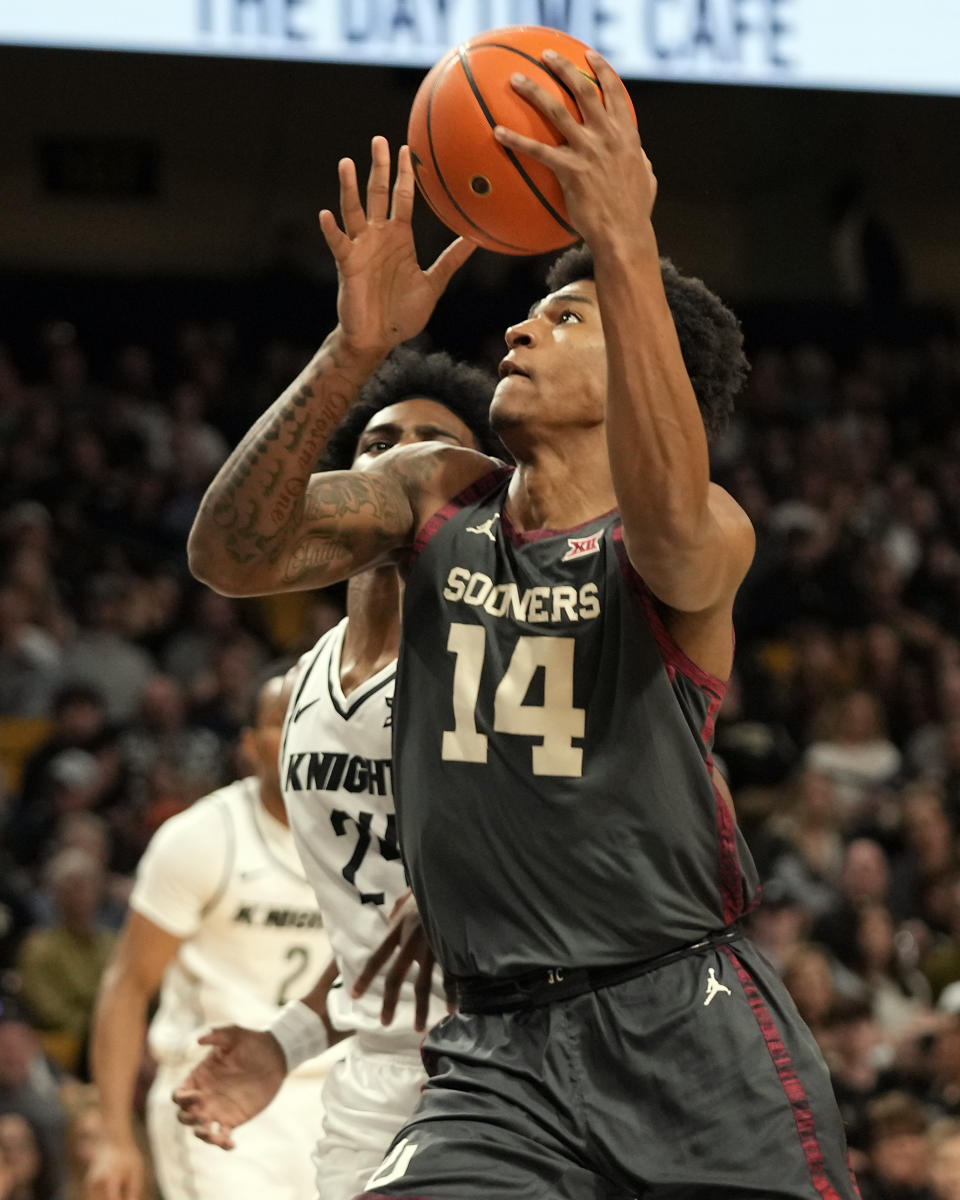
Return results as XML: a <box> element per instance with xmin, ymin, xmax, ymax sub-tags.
<box><xmin>1</xmin><ymin>2</ymin><xmax>959</xmax><ymax>1196</ymax></box>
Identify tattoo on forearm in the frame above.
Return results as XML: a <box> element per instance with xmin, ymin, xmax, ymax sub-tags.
<box><xmin>195</xmin><ymin>340</ymin><xmax>358</xmax><ymax>565</ymax></box>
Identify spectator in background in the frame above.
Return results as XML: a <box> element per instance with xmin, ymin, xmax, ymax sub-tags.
<box><xmin>0</xmin><ymin>1111</ymin><xmax>55</xmax><ymax>1200</ymax></box>
<box><xmin>847</xmin><ymin>901</ymin><xmax>932</xmax><ymax>1043</ymax></box>
<box><xmin>781</xmin><ymin>941</ymin><xmax>845</xmax><ymax>1043</ymax></box>
<box><xmin>766</xmin><ymin>766</ymin><xmax>845</xmax><ymax>917</ymax></box>
<box><xmin>805</xmin><ymin>689</ymin><xmax>902</xmax><ymax>828</ymax></box>
<box><xmin>814</xmin><ymin>837</ymin><xmax>893</xmax><ymax>964</ymax></box>
<box><xmin>927</xmin><ymin>1013</ymin><xmax>960</xmax><ymax>1120</ymax></box>
<box><xmin>929</xmin><ymin>1118</ymin><xmax>960</xmax><ymax>1200</ymax></box>
<box><xmin>116</xmin><ymin>675</ymin><xmax>222</xmax><ymax>810</ymax></box>
<box><xmin>890</xmin><ymin>786</ymin><xmax>958</xmax><ymax>929</ymax></box>
<box><xmin>5</xmin><ymin>750</ymin><xmax>109</xmax><ymax>878</ymax></box>
<box><xmin>59</xmin><ymin>578</ymin><xmax>153</xmax><ymax>726</ymax></box>
<box><xmin>0</xmin><ymin>588</ymin><xmax>61</xmax><ymax>720</ymax></box>
<box><xmin>0</xmin><ymin>999</ymin><xmax>66</xmax><ymax>1198</ymax></box>
<box><xmin>742</xmin><ymin>879</ymin><xmax>813</xmax><ymax>973</ymax></box>
<box><xmin>857</xmin><ymin>1091</ymin><xmax>934</xmax><ymax>1200</ymax></box>
<box><xmin>16</xmin><ymin>849</ymin><xmax>115</xmax><ymax>1077</ymax></box>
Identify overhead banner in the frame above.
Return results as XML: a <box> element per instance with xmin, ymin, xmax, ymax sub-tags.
<box><xmin>2</xmin><ymin>0</ymin><xmax>958</xmax><ymax>96</ymax></box>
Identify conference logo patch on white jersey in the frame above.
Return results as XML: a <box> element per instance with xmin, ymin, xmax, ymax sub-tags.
<box><xmin>561</xmin><ymin>531</ymin><xmax>602</xmax><ymax>562</ymax></box>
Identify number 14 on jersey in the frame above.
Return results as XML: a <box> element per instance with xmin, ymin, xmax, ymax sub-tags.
<box><xmin>441</xmin><ymin>622</ymin><xmax>585</xmax><ymax>778</ymax></box>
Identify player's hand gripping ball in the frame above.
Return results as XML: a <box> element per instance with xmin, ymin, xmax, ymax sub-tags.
<box><xmin>407</xmin><ymin>25</ymin><xmax>636</xmax><ymax>256</ymax></box>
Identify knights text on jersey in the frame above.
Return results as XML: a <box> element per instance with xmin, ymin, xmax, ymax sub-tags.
<box><xmin>395</xmin><ymin>468</ymin><xmax>760</xmax><ymax>977</ymax></box>
<box><xmin>280</xmin><ymin>618</ymin><xmax>450</xmax><ymax>1040</ymax></box>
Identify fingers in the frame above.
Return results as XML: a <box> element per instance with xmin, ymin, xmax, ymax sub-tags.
<box><xmin>196</xmin><ymin>1025</ymin><xmax>238</xmax><ymax>1049</ymax></box>
<box><xmin>426</xmin><ymin>236</ymin><xmax>476</xmax><ymax>291</ymax></box>
<box><xmin>390</xmin><ymin>144</ymin><xmax>416</xmax><ymax>224</ymax></box>
<box><xmin>338</xmin><ymin>156</ymin><xmax>366</xmax><ymax>240</ymax></box>
<box><xmin>413</xmin><ymin>952</ymin><xmax>435</xmax><ymax>1032</ymax></box>
<box><xmin>365</xmin><ymin>135</ymin><xmax>391</xmax><ymax>223</ymax></box>
<box><xmin>584</xmin><ymin>49</ymin><xmax>634</xmax><ymax>123</ymax></box>
<box><xmin>350</xmin><ymin>924</ymin><xmax>401</xmax><ymax>999</ymax></box>
<box><xmin>174</xmin><ymin>1103</ymin><xmax>235</xmax><ymax>1150</ymax></box>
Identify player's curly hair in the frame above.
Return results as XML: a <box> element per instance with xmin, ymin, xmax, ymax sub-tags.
<box><xmin>319</xmin><ymin>345</ymin><xmax>502</xmax><ymax>471</ymax></box>
<box><xmin>545</xmin><ymin>244</ymin><xmax>748</xmax><ymax>441</ymax></box>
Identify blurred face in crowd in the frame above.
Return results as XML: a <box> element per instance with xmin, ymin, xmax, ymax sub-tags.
<box><xmin>0</xmin><ymin>1021</ymin><xmax>36</xmax><ymax>1089</ymax></box>
<box><xmin>930</xmin><ymin>1128</ymin><xmax>960</xmax><ymax>1200</ymax></box>
<box><xmin>871</xmin><ymin>1129</ymin><xmax>929</xmax><ymax>1188</ymax></box>
<box><xmin>0</xmin><ymin>1114</ymin><xmax>41</xmax><ymax>1193</ymax></box>
<box><xmin>842</xmin><ymin>839</ymin><xmax>889</xmax><ymax>904</ymax></box>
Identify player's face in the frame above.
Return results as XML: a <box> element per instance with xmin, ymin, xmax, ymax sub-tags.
<box><xmin>491</xmin><ymin>280</ymin><xmax>606</xmax><ymax>434</ymax></box>
<box><xmin>351</xmin><ymin>398</ymin><xmax>479</xmax><ymax>469</ymax></box>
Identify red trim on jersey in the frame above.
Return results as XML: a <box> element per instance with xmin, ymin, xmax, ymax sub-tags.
<box><xmin>613</xmin><ymin>531</ymin><xmax>727</xmax><ymax>699</ymax></box>
<box><xmin>500</xmin><ymin>504</ymin><xmax>618</xmax><ymax>546</ymax></box>
<box><xmin>721</xmin><ymin>946</ymin><xmax>854</xmax><ymax>1200</ymax></box>
<box><xmin>409</xmin><ymin>466</ymin><xmax>513</xmax><ymax>565</ymax></box>
<box><xmin>714</xmin><ymin>775</ymin><xmax>743</xmax><ymax>925</ymax></box>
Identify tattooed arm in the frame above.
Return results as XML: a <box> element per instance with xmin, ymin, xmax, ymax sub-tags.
<box><xmin>188</xmin><ymin>135</ymin><xmax>476</xmax><ymax>596</ymax></box>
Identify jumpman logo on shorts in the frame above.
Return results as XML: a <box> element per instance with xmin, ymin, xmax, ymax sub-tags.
<box><xmin>466</xmin><ymin>514</ymin><xmax>499</xmax><ymax>541</ymax></box>
<box><xmin>703</xmin><ymin>967</ymin><xmax>732</xmax><ymax>1006</ymax></box>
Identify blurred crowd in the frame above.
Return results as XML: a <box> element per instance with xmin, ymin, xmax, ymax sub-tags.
<box><xmin>0</xmin><ymin>294</ymin><xmax>959</xmax><ymax>1199</ymax></box>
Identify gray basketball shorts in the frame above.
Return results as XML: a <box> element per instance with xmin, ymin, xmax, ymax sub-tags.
<box><xmin>353</xmin><ymin>938</ymin><xmax>860</xmax><ymax>1200</ymax></box>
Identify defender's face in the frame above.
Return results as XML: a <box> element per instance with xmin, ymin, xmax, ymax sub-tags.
<box><xmin>351</xmin><ymin>398</ymin><xmax>479</xmax><ymax>470</ymax></box>
<box><xmin>491</xmin><ymin>280</ymin><xmax>607</xmax><ymax>434</ymax></box>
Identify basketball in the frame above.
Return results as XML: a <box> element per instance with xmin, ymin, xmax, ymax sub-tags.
<box><xmin>407</xmin><ymin>25</ymin><xmax>636</xmax><ymax>256</ymax></box>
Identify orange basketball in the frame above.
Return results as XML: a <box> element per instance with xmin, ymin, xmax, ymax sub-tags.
<box><xmin>407</xmin><ymin>25</ymin><xmax>636</xmax><ymax>256</ymax></box>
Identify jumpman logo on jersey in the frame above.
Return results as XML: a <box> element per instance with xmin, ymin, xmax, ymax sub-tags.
<box><xmin>703</xmin><ymin>967</ymin><xmax>732</xmax><ymax>1006</ymax></box>
<box><xmin>466</xmin><ymin>513</ymin><xmax>499</xmax><ymax>541</ymax></box>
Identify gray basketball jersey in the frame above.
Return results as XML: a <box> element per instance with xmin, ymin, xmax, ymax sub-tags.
<box><xmin>395</xmin><ymin>467</ymin><xmax>759</xmax><ymax>977</ymax></box>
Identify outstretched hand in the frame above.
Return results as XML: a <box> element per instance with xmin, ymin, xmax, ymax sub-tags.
<box><xmin>171</xmin><ymin>1026</ymin><xmax>287</xmax><ymax>1151</ymax></box>
<box><xmin>492</xmin><ymin>49</ymin><xmax>654</xmax><ymax>248</ymax></box>
<box><xmin>350</xmin><ymin>890</ymin><xmax>453</xmax><ymax>1032</ymax></box>
<box><xmin>320</xmin><ymin>135</ymin><xmax>476</xmax><ymax>355</ymax></box>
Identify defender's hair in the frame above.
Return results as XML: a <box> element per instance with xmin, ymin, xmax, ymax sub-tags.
<box><xmin>320</xmin><ymin>345</ymin><xmax>501</xmax><ymax>471</ymax></box>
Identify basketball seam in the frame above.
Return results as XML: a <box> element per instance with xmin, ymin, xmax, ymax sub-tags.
<box><xmin>458</xmin><ymin>44</ymin><xmax>579</xmax><ymax>239</ymax></box>
<box><xmin>421</xmin><ymin>66</ymin><xmax>532</xmax><ymax>254</ymax></box>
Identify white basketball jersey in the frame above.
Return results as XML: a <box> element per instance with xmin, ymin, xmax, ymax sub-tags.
<box><xmin>281</xmin><ymin>618</ymin><xmax>448</xmax><ymax>1045</ymax></box>
<box><xmin>130</xmin><ymin>776</ymin><xmax>330</xmax><ymax>1074</ymax></box>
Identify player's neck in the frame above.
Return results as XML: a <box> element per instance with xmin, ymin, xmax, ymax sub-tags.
<box><xmin>341</xmin><ymin>567</ymin><xmax>401</xmax><ymax>695</ymax></box>
<box><xmin>260</xmin><ymin>783</ymin><xmax>289</xmax><ymax>826</ymax></box>
<box><xmin>505</xmin><ymin>439</ymin><xmax>617</xmax><ymax>532</ymax></box>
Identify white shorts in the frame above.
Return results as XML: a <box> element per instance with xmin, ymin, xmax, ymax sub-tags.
<box><xmin>148</xmin><ymin>1052</ymin><xmax>338</xmax><ymax>1200</ymax></box>
<box><xmin>314</xmin><ymin>1034</ymin><xmax>427</xmax><ymax>1200</ymax></box>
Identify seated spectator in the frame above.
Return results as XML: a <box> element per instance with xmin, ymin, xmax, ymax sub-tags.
<box><xmin>116</xmin><ymin>675</ymin><xmax>221</xmax><ymax>810</ymax></box>
<box><xmin>822</xmin><ymin>997</ymin><xmax>921</xmax><ymax>1173</ymax></box>
<box><xmin>0</xmin><ymin>997</ymin><xmax>66</xmax><ymax>1198</ymax></box>
<box><xmin>0</xmin><ymin>587</ymin><xmax>61</xmax><ymax>720</ymax></box>
<box><xmin>890</xmin><ymin>785</ymin><xmax>959</xmax><ymax>928</ymax></box>
<box><xmin>929</xmin><ymin>1118</ymin><xmax>960</xmax><ymax>1200</ymax></box>
<box><xmin>16</xmin><ymin>850</ymin><xmax>115</xmax><ymax>1077</ymax></box>
<box><xmin>848</xmin><ymin>901</ymin><xmax>933</xmax><ymax>1042</ymax></box>
<box><xmin>928</xmin><ymin>1007</ymin><xmax>960</xmax><ymax>1117</ymax></box>
<box><xmin>59</xmin><ymin>576</ymin><xmax>154</xmax><ymax>726</ymax></box>
<box><xmin>814</xmin><ymin>837</ymin><xmax>892</xmax><ymax>964</ymax></box>
<box><xmin>0</xmin><ymin>1111</ymin><xmax>56</xmax><ymax>1200</ymax></box>
<box><xmin>781</xmin><ymin>941</ymin><xmax>846</xmax><ymax>1043</ymax></box>
<box><xmin>743</xmin><ymin>878</ymin><xmax>813</xmax><ymax>973</ymax></box>
<box><xmin>766</xmin><ymin>766</ymin><xmax>846</xmax><ymax>917</ymax></box>
<box><xmin>858</xmin><ymin>1091</ymin><xmax>935</xmax><ymax>1200</ymax></box>
<box><xmin>805</xmin><ymin>690</ymin><xmax>902</xmax><ymax>828</ymax></box>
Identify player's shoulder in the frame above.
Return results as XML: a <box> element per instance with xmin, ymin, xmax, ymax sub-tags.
<box><xmin>147</xmin><ymin>777</ymin><xmax>253</xmax><ymax>847</ymax></box>
<box><xmin>707</xmin><ymin>482</ymin><xmax>756</xmax><ymax>575</ymax></box>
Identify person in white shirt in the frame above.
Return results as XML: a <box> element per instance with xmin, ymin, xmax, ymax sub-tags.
<box><xmin>172</xmin><ymin>342</ymin><xmax>499</xmax><ymax>1200</ymax></box>
<box><xmin>86</xmin><ymin>675</ymin><xmax>337</xmax><ymax>1200</ymax></box>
